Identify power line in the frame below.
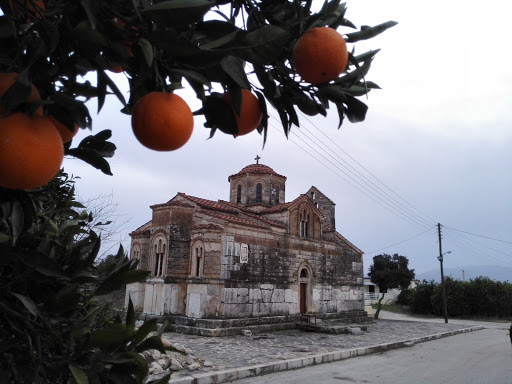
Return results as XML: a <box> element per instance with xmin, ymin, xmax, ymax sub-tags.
<box><xmin>443</xmin><ymin>225</ymin><xmax>512</xmax><ymax>244</ymax></box>
<box><xmin>298</xmin><ymin>111</ymin><xmax>438</xmax><ymax>226</ymax></box>
<box><xmin>366</xmin><ymin>226</ymin><xmax>436</xmax><ymax>254</ymax></box>
<box><xmin>295</xmin><ymin>119</ymin><xmax>435</xmax><ymax>229</ymax></box>
<box><xmin>268</xmin><ymin>116</ymin><xmax>432</xmax><ymax>230</ymax></box>
<box><xmin>442</xmin><ymin>228</ymin><xmax>512</xmax><ymax>267</ymax></box>
<box><xmin>268</xmin><ymin>110</ymin><xmax>435</xmax><ymax>230</ymax></box>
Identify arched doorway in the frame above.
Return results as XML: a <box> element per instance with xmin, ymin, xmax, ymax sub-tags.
<box><xmin>298</xmin><ymin>265</ymin><xmax>312</xmax><ymax>314</ymax></box>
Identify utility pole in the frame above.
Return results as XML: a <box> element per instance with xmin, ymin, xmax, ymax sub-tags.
<box><xmin>437</xmin><ymin>223</ymin><xmax>448</xmax><ymax>323</ymax></box>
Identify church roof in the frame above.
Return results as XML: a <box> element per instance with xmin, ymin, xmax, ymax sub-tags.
<box><xmin>177</xmin><ymin>193</ymin><xmax>240</xmax><ymax>214</ymax></box>
<box><xmin>228</xmin><ymin>163</ymin><xmax>286</xmax><ymax>181</ymax></box>
<box><xmin>191</xmin><ymin>223</ymin><xmax>224</xmax><ymax>231</ymax></box>
<box><xmin>203</xmin><ymin>211</ymin><xmax>270</xmax><ymax>229</ymax></box>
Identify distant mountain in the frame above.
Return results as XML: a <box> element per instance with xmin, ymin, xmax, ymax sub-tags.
<box><xmin>415</xmin><ymin>265</ymin><xmax>512</xmax><ymax>283</ymax></box>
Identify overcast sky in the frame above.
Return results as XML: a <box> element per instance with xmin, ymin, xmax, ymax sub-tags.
<box><xmin>64</xmin><ymin>0</ymin><xmax>512</xmax><ymax>278</ymax></box>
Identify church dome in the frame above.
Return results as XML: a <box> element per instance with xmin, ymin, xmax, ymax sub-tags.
<box><xmin>228</xmin><ymin>163</ymin><xmax>286</xmax><ymax>181</ymax></box>
<box><xmin>228</xmin><ymin>162</ymin><xmax>287</xmax><ymax>208</ymax></box>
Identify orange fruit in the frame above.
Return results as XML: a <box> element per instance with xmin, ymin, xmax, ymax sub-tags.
<box><xmin>0</xmin><ymin>113</ymin><xmax>64</xmax><ymax>190</ymax></box>
<box><xmin>0</xmin><ymin>72</ymin><xmax>43</xmax><ymax>116</ymax></box>
<box><xmin>131</xmin><ymin>92</ymin><xmax>194</xmax><ymax>151</ymax></box>
<box><xmin>48</xmin><ymin>116</ymin><xmax>79</xmax><ymax>143</ymax></box>
<box><xmin>26</xmin><ymin>0</ymin><xmax>44</xmax><ymax>18</ymax></box>
<box><xmin>4</xmin><ymin>0</ymin><xmax>45</xmax><ymax>22</ymax></box>
<box><xmin>292</xmin><ymin>27</ymin><xmax>349</xmax><ymax>85</ymax></box>
<box><xmin>222</xmin><ymin>89</ymin><xmax>263</xmax><ymax>136</ymax></box>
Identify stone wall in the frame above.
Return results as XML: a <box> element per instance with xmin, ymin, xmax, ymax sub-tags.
<box><xmin>307</xmin><ymin>186</ymin><xmax>336</xmax><ymax>232</ymax></box>
<box><xmin>220</xmin><ymin>230</ymin><xmax>362</xmax><ymax>286</ymax></box>
<box><xmin>219</xmin><ymin>283</ymin><xmax>363</xmax><ymax>318</ymax></box>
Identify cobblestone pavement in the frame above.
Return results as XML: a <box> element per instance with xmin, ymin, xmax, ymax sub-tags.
<box><xmin>163</xmin><ymin>318</ymin><xmax>485</xmax><ymax>381</ymax></box>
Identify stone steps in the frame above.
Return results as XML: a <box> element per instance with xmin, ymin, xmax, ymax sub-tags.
<box><xmin>143</xmin><ymin>310</ymin><xmax>371</xmax><ymax>337</ymax></box>
<box><xmin>169</xmin><ymin>322</ymin><xmax>297</xmax><ymax>337</ymax></box>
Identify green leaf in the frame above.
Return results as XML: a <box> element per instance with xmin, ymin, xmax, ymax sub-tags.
<box><xmin>202</xmin><ymin>94</ymin><xmax>238</xmax><ymax>135</ymax></box>
<box><xmin>345</xmin><ymin>21</ymin><xmax>398</xmax><ymax>43</ymax></box>
<box><xmin>233</xmin><ymin>26</ymin><xmax>290</xmax><ymax>65</ymax></box>
<box><xmin>132</xmin><ymin>318</ymin><xmax>158</xmax><ymax>347</ymax></box>
<box><xmin>69</xmin><ymin>365</ymin><xmax>89</xmax><ymax>384</ymax></box>
<box><xmin>97</xmin><ymin>69</ymin><xmax>107</xmax><ymax>113</ymax></box>
<box><xmin>144</xmin><ymin>0</ymin><xmax>212</xmax><ymax>10</ymax></box>
<box><xmin>102</xmin><ymin>72</ymin><xmax>127</xmax><ymax>106</ymax></box>
<box><xmin>10</xmin><ymin>200</ymin><xmax>23</xmax><ymax>246</ymax></box>
<box><xmin>343</xmin><ymin>94</ymin><xmax>368</xmax><ymax>123</ymax></box>
<box><xmin>126</xmin><ymin>298</ymin><xmax>136</xmax><ymax>334</ymax></box>
<box><xmin>66</xmin><ymin>147</ymin><xmax>113</xmax><ymax>176</ymax></box>
<box><xmin>135</xmin><ymin>335</ymin><xmax>165</xmax><ymax>354</ymax></box>
<box><xmin>171</xmin><ymin>69</ymin><xmax>211</xmax><ymax>89</ymax></box>
<box><xmin>94</xmin><ymin>269</ymin><xmax>149</xmax><ymax>296</ymax></box>
<box><xmin>0</xmin><ymin>233</ymin><xmax>10</xmax><ymax>243</ymax></box>
<box><xmin>109</xmin><ymin>352</ymin><xmax>149</xmax><ymax>383</ymax></box>
<box><xmin>138</xmin><ymin>38</ymin><xmax>154</xmax><ymax>67</ymax></box>
<box><xmin>200</xmin><ymin>29</ymin><xmax>239</xmax><ymax>50</ymax></box>
<box><xmin>18</xmin><ymin>251</ymin><xmax>67</xmax><ymax>278</ymax></box>
<box><xmin>142</xmin><ymin>0</ymin><xmax>214</xmax><ymax>27</ymax></box>
<box><xmin>11</xmin><ymin>292</ymin><xmax>39</xmax><ymax>317</ymax></box>
<box><xmin>220</xmin><ymin>56</ymin><xmax>250</xmax><ymax>89</ymax></box>
<box><xmin>88</xmin><ymin>323</ymin><xmax>132</xmax><ymax>348</ymax></box>
<box><xmin>335</xmin><ymin>57</ymin><xmax>373</xmax><ymax>87</ymax></box>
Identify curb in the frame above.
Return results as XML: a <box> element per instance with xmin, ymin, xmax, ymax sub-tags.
<box><xmin>169</xmin><ymin>325</ymin><xmax>484</xmax><ymax>384</ymax></box>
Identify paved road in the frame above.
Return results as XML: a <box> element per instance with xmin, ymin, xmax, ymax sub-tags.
<box><xmin>233</xmin><ymin>325</ymin><xmax>512</xmax><ymax>384</ymax></box>
<box><xmin>167</xmin><ymin>311</ymin><xmax>506</xmax><ymax>384</ymax></box>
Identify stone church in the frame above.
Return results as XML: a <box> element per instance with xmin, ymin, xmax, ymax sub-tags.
<box><xmin>126</xmin><ymin>161</ymin><xmax>366</xmax><ymax>335</ymax></box>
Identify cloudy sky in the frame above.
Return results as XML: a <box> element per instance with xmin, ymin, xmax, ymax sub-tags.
<box><xmin>64</xmin><ymin>0</ymin><xmax>512</xmax><ymax>278</ymax></box>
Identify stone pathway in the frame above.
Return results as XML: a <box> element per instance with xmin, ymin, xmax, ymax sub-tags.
<box><xmin>162</xmin><ymin>318</ymin><xmax>485</xmax><ymax>382</ymax></box>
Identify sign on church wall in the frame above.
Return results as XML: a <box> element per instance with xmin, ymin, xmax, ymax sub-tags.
<box><xmin>240</xmin><ymin>244</ymin><xmax>249</xmax><ymax>263</ymax></box>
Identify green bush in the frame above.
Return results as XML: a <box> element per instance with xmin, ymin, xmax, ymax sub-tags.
<box><xmin>408</xmin><ymin>277</ymin><xmax>512</xmax><ymax>318</ymax></box>
<box><xmin>409</xmin><ymin>280</ymin><xmax>437</xmax><ymax>314</ymax></box>
<box><xmin>0</xmin><ymin>173</ymin><xmax>169</xmax><ymax>384</ymax></box>
<box><xmin>396</xmin><ymin>287</ymin><xmax>414</xmax><ymax>306</ymax></box>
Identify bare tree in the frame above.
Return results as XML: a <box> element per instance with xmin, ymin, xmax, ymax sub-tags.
<box><xmin>78</xmin><ymin>192</ymin><xmax>132</xmax><ymax>260</ymax></box>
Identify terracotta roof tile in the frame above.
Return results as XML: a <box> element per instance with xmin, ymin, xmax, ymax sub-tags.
<box><xmin>178</xmin><ymin>193</ymin><xmax>240</xmax><ymax>214</ymax></box>
<box><xmin>228</xmin><ymin>163</ymin><xmax>286</xmax><ymax>181</ymax></box>
<box><xmin>129</xmin><ymin>220</ymin><xmax>151</xmax><ymax>236</ymax></box>
<box><xmin>203</xmin><ymin>211</ymin><xmax>269</xmax><ymax>230</ymax></box>
<box><xmin>151</xmin><ymin>200</ymin><xmax>194</xmax><ymax>209</ymax></box>
<box><xmin>218</xmin><ymin>200</ymin><xmax>286</xmax><ymax>228</ymax></box>
<box><xmin>191</xmin><ymin>223</ymin><xmax>224</xmax><ymax>231</ymax></box>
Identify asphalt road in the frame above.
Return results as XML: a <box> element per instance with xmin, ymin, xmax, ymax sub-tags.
<box><xmin>233</xmin><ymin>324</ymin><xmax>512</xmax><ymax>384</ymax></box>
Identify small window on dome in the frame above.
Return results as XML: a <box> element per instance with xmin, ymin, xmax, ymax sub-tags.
<box><xmin>237</xmin><ymin>184</ymin><xmax>242</xmax><ymax>204</ymax></box>
<box><xmin>256</xmin><ymin>183</ymin><xmax>262</xmax><ymax>202</ymax></box>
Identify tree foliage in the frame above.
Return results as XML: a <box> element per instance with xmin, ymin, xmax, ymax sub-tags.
<box><xmin>0</xmin><ymin>0</ymin><xmax>396</xmax><ymax>167</ymax></box>
<box><xmin>0</xmin><ymin>1</ymin><xmax>397</xmax><ymax>381</ymax></box>
<box><xmin>368</xmin><ymin>253</ymin><xmax>415</xmax><ymax>319</ymax></box>
<box><xmin>0</xmin><ymin>173</ymin><xmax>172</xmax><ymax>383</ymax></box>
<box><xmin>404</xmin><ymin>277</ymin><xmax>512</xmax><ymax>318</ymax></box>
<box><xmin>368</xmin><ymin>253</ymin><xmax>415</xmax><ymax>292</ymax></box>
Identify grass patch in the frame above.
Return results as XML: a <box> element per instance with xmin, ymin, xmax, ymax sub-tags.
<box><xmin>371</xmin><ymin>303</ymin><xmax>405</xmax><ymax>313</ymax></box>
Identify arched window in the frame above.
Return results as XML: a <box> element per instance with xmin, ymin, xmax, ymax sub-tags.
<box><xmin>256</xmin><ymin>183</ymin><xmax>262</xmax><ymax>202</ymax></box>
<box><xmin>153</xmin><ymin>237</ymin><xmax>167</xmax><ymax>277</ymax></box>
<box><xmin>131</xmin><ymin>245</ymin><xmax>141</xmax><ymax>268</ymax></box>
<box><xmin>275</xmin><ymin>186</ymin><xmax>279</xmax><ymax>204</ymax></box>
<box><xmin>299</xmin><ymin>210</ymin><xmax>309</xmax><ymax>238</ymax></box>
<box><xmin>190</xmin><ymin>241</ymin><xmax>205</xmax><ymax>278</ymax></box>
<box><xmin>237</xmin><ymin>184</ymin><xmax>242</xmax><ymax>204</ymax></box>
